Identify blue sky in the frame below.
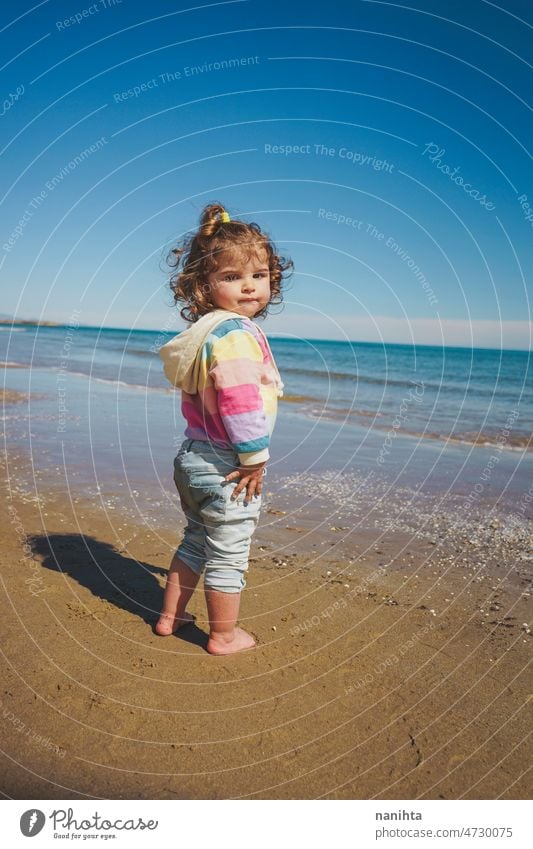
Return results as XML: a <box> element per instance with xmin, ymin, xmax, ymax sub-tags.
<box><xmin>1</xmin><ymin>0</ymin><xmax>532</xmax><ymax>348</ymax></box>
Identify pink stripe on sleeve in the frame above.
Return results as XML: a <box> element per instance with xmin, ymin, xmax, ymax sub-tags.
<box><xmin>217</xmin><ymin>383</ymin><xmax>263</xmax><ymax>416</ymax></box>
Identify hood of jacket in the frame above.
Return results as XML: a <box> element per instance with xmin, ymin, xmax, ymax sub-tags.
<box><xmin>158</xmin><ymin>308</ymin><xmax>284</xmax><ymax>397</ymax></box>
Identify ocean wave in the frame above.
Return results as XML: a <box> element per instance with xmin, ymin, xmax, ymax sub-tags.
<box><xmin>71</xmin><ymin>371</ymin><xmax>171</xmax><ymax>392</ymax></box>
<box><xmin>281</xmin><ymin>365</ymin><xmax>419</xmax><ymax>387</ymax></box>
<box><xmin>304</xmin><ymin>405</ymin><xmax>532</xmax><ymax>452</ymax></box>
<box><xmin>281</xmin><ymin>393</ymin><xmax>319</xmax><ymax>404</ymax></box>
<box><xmin>399</xmin><ymin>427</ymin><xmax>532</xmax><ymax>452</ymax></box>
<box><xmin>128</xmin><ymin>348</ymin><xmax>158</xmax><ymax>358</ymax></box>
<box><xmin>443</xmin><ymin>430</ymin><xmax>532</xmax><ymax>452</ymax></box>
<box><xmin>301</xmin><ymin>406</ymin><xmax>533</xmax><ymax>452</ymax></box>
<box><xmin>301</xmin><ymin>404</ymin><xmax>384</xmax><ymax>421</ymax></box>
<box><xmin>33</xmin><ymin>366</ymin><xmax>172</xmax><ymax>393</ymax></box>
<box><xmin>280</xmin><ymin>365</ymin><xmax>530</xmax><ymax>399</ymax></box>
<box><xmin>3</xmin><ymin>362</ymin><xmax>530</xmax><ymax>454</ymax></box>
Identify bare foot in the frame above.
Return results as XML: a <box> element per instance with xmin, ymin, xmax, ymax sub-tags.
<box><xmin>206</xmin><ymin>627</ymin><xmax>256</xmax><ymax>656</ymax></box>
<box><xmin>154</xmin><ymin>611</ymin><xmax>195</xmax><ymax>636</ymax></box>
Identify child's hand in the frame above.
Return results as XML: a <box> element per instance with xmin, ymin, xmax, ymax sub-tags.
<box><xmin>224</xmin><ymin>462</ymin><xmax>267</xmax><ymax>502</ymax></box>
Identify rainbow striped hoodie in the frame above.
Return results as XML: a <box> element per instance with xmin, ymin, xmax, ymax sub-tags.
<box><xmin>159</xmin><ymin>309</ymin><xmax>283</xmax><ymax>466</ymax></box>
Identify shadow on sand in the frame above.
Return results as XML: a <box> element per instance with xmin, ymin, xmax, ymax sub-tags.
<box><xmin>28</xmin><ymin>533</ymin><xmax>206</xmax><ymax>649</ymax></box>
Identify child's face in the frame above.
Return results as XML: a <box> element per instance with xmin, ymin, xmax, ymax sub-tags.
<box><xmin>205</xmin><ymin>249</ymin><xmax>271</xmax><ymax>318</ymax></box>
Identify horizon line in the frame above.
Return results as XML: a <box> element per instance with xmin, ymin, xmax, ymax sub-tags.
<box><xmin>4</xmin><ymin>319</ymin><xmax>531</xmax><ymax>354</ymax></box>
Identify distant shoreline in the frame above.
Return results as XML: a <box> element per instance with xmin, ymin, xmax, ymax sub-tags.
<box><xmin>0</xmin><ymin>319</ymin><xmax>61</xmax><ymax>327</ymax></box>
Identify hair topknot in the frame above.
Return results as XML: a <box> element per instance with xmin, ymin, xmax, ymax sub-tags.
<box><xmin>167</xmin><ymin>201</ymin><xmax>294</xmax><ymax>323</ymax></box>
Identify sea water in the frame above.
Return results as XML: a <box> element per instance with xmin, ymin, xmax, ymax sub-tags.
<box><xmin>1</xmin><ymin>323</ymin><xmax>531</xmax><ymax>521</ymax></box>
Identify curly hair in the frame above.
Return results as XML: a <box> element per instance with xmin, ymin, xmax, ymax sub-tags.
<box><xmin>167</xmin><ymin>202</ymin><xmax>294</xmax><ymax>323</ymax></box>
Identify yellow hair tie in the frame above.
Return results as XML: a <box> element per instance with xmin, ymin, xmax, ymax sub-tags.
<box><xmin>219</xmin><ymin>211</ymin><xmax>231</xmax><ymax>223</ymax></box>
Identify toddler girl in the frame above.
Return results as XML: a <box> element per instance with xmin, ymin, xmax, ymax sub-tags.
<box><xmin>156</xmin><ymin>202</ymin><xmax>293</xmax><ymax>655</ymax></box>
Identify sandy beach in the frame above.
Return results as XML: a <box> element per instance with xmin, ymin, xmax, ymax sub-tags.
<box><xmin>1</xmin><ymin>433</ymin><xmax>531</xmax><ymax>800</ymax></box>
<box><xmin>2</xmin><ymin>0</ymin><xmax>533</xmax><ymax>813</ymax></box>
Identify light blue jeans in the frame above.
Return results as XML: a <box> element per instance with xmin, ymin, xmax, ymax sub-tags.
<box><xmin>173</xmin><ymin>438</ymin><xmax>263</xmax><ymax>593</ymax></box>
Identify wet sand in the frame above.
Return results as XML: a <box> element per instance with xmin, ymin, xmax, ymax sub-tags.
<box><xmin>1</xmin><ymin>444</ymin><xmax>531</xmax><ymax>800</ymax></box>
<box><xmin>1</xmin><ymin>387</ymin><xmax>28</xmax><ymax>404</ymax></box>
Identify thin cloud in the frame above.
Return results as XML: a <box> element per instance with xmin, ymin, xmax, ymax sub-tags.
<box><xmin>266</xmin><ymin>313</ymin><xmax>532</xmax><ymax>351</ymax></box>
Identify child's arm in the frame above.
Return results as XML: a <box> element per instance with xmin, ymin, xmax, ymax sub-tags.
<box><xmin>207</xmin><ymin>323</ymin><xmax>270</xmax><ymax>467</ymax></box>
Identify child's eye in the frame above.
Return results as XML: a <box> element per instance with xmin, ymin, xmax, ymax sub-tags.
<box><xmin>222</xmin><ymin>272</ymin><xmax>268</xmax><ymax>281</ymax></box>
